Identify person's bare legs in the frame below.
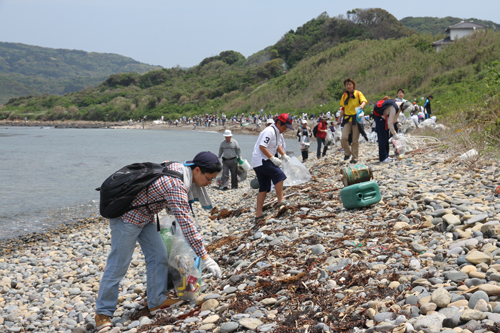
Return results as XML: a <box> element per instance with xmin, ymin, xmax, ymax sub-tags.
<box><xmin>256</xmin><ymin>191</ymin><xmax>268</xmax><ymax>217</ymax></box>
<box><xmin>275</xmin><ymin>180</ymin><xmax>284</xmax><ymax>205</ymax></box>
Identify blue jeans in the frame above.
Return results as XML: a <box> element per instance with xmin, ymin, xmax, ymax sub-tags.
<box><xmin>96</xmin><ymin>218</ymin><xmax>169</xmax><ymax>316</ymax></box>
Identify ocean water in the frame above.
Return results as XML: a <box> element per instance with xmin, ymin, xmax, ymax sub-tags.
<box><xmin>0</xmin><ymin>126</ymin><xmax>300</xmax><ymax>240</ymax></box>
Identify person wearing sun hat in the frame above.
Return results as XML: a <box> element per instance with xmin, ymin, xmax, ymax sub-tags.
<box><xmin>218</xmin><ymin>129</ymin><xmax>241</xmax><ymax>190</ymax></box>
<box><xmin>251</xmin><ymin>113</ymin><xmax>294</xmax><ymax>222</ymax></box>
<box><xmin>95</xmin><ymin>151</ymin><xmax>222</xmax><ymax>330</ymax></box>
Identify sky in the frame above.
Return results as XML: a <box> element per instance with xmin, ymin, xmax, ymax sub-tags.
<box><xmin>1</xmin><ymin>0</ymin><xmax>499</xmax><ymax>69</ymax></box>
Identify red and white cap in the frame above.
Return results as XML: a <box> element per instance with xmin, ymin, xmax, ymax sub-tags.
<box><xmin>277</xmin><ymin>113</ymin><xmax>294</xmax><ymax>130</ymax></box>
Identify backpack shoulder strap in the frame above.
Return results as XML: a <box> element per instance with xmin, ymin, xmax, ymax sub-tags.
<box><xmin>161</xmin><ymin>161</ymin><xmax>184</xmax><ymax>181</ymax></box>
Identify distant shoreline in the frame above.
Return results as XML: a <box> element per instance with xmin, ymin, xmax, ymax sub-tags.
<box><xmin>0</xmin><ymin>120</ymin><xmax>299</xmax><ymax>138</ymax></box>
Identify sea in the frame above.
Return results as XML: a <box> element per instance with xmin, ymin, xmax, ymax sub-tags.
<box><xmin>0</xmin><ymin>126</ymin><xmax>303</xmax><ymax>240</ymax></box>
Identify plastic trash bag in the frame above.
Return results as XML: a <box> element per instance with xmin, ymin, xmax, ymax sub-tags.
<box><xmin>214</xmin><ymin>172</ymin><xmax>222</xmax><ymax>187</ymax></box>
<box><xmin>325</xmin><ymin>130</ymin><xmax>334</xmax><ymax>146</ymax></box>
<box><xmin>237</xmin><ymin>165</ymin><xmax>248</xmax><ymax>182</ymax></box>
<box><xmin>282</xmin><ymin>156</ymin><xmax>311</xmax><ymax>187</ymax></box>
<box><xmin>168</xmin><ymin>222</ymin><xmax>202</xmax><ymax>301</ymax></box>
<box><xmin>159</xmin><ymin>214</ymin><xmax>175</xmax><ymax>259</ymax></box>
<box><xmin>355</xmin><ymin>107</ymin><xmax>364</xmax><ymax>123</ymax></box>
<box><xmin>333</xmin><ymin>127</ymin><xmax>341</xmax><ymax>143</ymax></box>
<box><xmin>390</xmin><ymin>134</ymin><xmax>406</xmax><ymax>158</ymax></box>
<box><xmin>300</xmin><ymin>135</ymin><xmax>311</xmax><ymax>149</ymax></box>
<box><xmin>238</xmin><ymin>158</ymin><xmax>252</xmax><ymax>171</ymax></box>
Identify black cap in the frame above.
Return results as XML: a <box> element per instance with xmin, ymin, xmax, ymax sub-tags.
<box><xmin>184</xmin><ymin>151</ymin><xmax>220</xmax><ymax>169</ymax></box>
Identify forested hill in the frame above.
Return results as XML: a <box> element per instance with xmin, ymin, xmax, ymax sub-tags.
<box><xmin>400</xmin><ymin>16</ymin><xmax>500</xmax><ymax>35</ymax></box>
<box><xmin>0</xmin><ymin>42</ymin><xmax>161</xmax><ymax>104</ymax></box>
<box><xmin>1</xmin><ymin>8</ymin><xmax>499</xmax><ymax>140</ymax></box>
<box><xmin>266</xmin><ymin>9</ymin><xmax>414</xmax><ymax>69</ymax></box>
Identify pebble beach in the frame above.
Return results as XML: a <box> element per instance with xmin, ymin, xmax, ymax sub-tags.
<box><xmin>1</xmin><ymin>138</ymin><xmax>500</xmax><ymax>333</ymax></box>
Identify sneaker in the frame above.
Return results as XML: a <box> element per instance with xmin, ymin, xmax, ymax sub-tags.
<box><xmin>343</xmin><ymin>155</ymin><xmax>350</xmax><ymax>161</ymax></box>
<box><xmin>380</xmin><ymin>157</ymin><xmax>393</xmax><ymax>163</ymax></box>
<box><xmin>150</xmin><ymin>298</ymin><xmax>183</xmax><ymax>315</ymax></box>
<box><xmin>350</xmin><ymin>159</ymin><xmax>357</xmax><ymax>164</ymax></box>
<box><xmin>219</xmin><ymin>187</ymin><xmax>228</xmax><ymax>191</ymax></box>
<box><xmin>277</xmin><ymin>200</ymin><xmax>289</xmax><ymax>208</ymax></box>
<box><xmin>95</xmin><ymin>314</ymin><xmax>112</xmax><ymax>330</ymax></box>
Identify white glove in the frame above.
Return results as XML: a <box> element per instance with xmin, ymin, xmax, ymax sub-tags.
<box><xmin>202</xmin><ymin>256</ymin><xmax>222</xmax><ymax>278</ymax></box>
<box><xmin>392</xmin><ymin>134</ymin><xmax>400</xmax><ymax>140</ymax></box>
<box><xmin>282</xmin><ymin>154</ymin><xmax>291</xmax><ymax>162</ymax></box>
<box><xmin>269</xmin><ymin>156</ymin><xmax>282</xmax><ymax>167</ymax></box>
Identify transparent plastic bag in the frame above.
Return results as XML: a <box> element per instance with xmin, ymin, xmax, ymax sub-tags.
<box><xmin>325</xmin><ymin>130</ymin><xmax>334</xmax><ymax>146</ymax></box>
<box><xmin>237</xmin><ymin>165</ymin><xmax>248</xmax><ymax>181</ymax></box>
<box><xmin>168</xmin><ymin>222</ymin><xmax>202</xmax><ymax>301</ymax></box>
<box><xmin>214</xmin><ymin>172</ymin><xmax>222</xmax><ymax>187</ymax></box>
<box><xmin>159</xmin><ymin>214</ymin><xmax>175</xmax><ymax>259</ymax></box>
<box><xmin>282</xmin><ymin>156</ymin><xmax>311</xmax><ymax>187</ymax></box>
<box><xmin>333</xmin><ymin>127</ymin><xmax>341</xmax><ymax>143</ymax></box>
<box><xmin>238</xmin><ymin>158</ymin><xmax>252</xmax><ymax>171</ymax></box>
<box><xmin>300</xmin><ymin>135</ymin><xmax>310</xmax><ymax>151</ymax></box>
<box><xmin>391</xmin><ymin>133</ymin><xmax>406</xmax><ymax>158</ymax></box>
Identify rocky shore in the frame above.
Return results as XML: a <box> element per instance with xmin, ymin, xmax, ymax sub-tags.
<box><xmin>1</xmin><ymin>139</ymin><xmax>500</xmax><ymax>333</ymax></box>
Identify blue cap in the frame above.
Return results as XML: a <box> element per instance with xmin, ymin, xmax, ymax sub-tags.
<box><xmin>184</xmin><ymin>151</ymin><xmax>220</xmax><ymax>169</ymax></box>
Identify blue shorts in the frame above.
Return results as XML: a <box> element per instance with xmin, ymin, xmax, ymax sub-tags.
<box><xmin>253</xmin><ymin>159</ymin><xmax>287</xmax><ymax>193</ymax></box>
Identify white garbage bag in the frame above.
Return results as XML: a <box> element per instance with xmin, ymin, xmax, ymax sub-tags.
<box><xmin>282</xmin><ymin>156</ymin><xmax>311</xmax><ymax>187</ymax></box>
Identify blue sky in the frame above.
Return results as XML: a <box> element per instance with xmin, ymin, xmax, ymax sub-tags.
<box><xmin>1</xmin><ymin>0</ymin><xmax>499</xmax><ymax>68</ymax></box>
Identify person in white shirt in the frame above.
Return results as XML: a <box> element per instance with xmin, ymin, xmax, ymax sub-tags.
<box><xmin>251</xmin><ymin>114</ymin><xmax>294</xmax><ymax>222</ymax></box>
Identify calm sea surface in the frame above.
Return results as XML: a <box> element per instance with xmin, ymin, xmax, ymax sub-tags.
<box><xmin>0</xmin><ymin>126</ymin><xmax>301</xmax><ymax>240</ymax></box>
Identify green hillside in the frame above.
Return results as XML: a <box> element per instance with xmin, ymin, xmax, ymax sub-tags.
<box><xmin>1</xmin><ymin>9</ymin><xmax>499</xmax><ymax>144</ymax></box>
<box><xmin>400</xmin><ymin>16</ymin><xmax>500</xmax><ymax>35</ymax></box>
<box><xmin>0</xmin><ymin>42</ymin><xmax>161</xmax><ymax>104</ymax></box>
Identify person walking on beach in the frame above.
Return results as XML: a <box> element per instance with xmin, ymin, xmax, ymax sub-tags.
<box><xmin>297</xmin><ymin>119</ymin><xmax>312</xmax><ymax>161</ymax></box>
<box><xmin>95</xmin><ymin>152</ymin><xmax>222</xmax><ymax>330</ymax></box>
<box><xmin>424</xmin><ymin>95</ymin><xmax>433</xmax><ymax>119</ymax></box>
<box><xmin>315</xmin><ymin>115</ymin><xmax>329</xmax><ymax>159</ymax></box>
<box><xmin>251</xmin><ymin>113</ymin><xmax>293</xmax><ymax>222</ymax></box>
<box><xmin>218</xmin><ymin>130</ymin><xmax>241</xmax><ymax>191</ymax></box>
<box><xmin>339</xmin><ymin>78</ymin><xmax>367</xmax><ymax>164</ymax></box>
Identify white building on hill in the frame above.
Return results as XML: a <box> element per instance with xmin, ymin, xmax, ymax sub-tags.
<box><xmin>432</xmin><ymin>21</ymin><xmax>487</xmax><ymax>52</ymax></box>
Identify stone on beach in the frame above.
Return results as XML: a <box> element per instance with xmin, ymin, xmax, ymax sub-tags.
<box><xmin>1</xmin><ymin>134</ymin><xmax>499</xmax><ymax>333</ymax></box>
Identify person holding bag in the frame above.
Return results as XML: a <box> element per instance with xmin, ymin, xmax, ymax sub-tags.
<box><xmin>372</xmin><ymin>97</ymin><xmax>411</xmax><ymax>163</ymax></box>
<box><xmin>297</xmin><ymin>119</ymin><xmax>312</xmax><ymax>161</ymax></box>
<box><xmin>251</xmin><ymin>113</ymin><xmax>294</xmax><ymax>222</ymax></box>
<box><xmin>338</xmin><ymin>78</ymin><xmax>367</xmax><ymax>164</ymax></box>
<box><xmin>95</xmin><ymin>152</ymin><xmax>223</xmax><ymax>330</ymax></box>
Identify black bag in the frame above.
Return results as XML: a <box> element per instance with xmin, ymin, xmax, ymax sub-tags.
<box><xmin>312</xmin><ymin>124</ymin><xmax>319</xmax><ymax>138</ymax></box>
<box><xmin>97</xmin><ymin>162</ymin><xmax>183</xmax><ymax>219</ymax></box>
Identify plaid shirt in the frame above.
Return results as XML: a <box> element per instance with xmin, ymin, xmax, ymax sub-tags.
<box><xmin>122</xmin><ymin>162</ymin><xmax>207</xmax><ymax>258</ymax></box>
